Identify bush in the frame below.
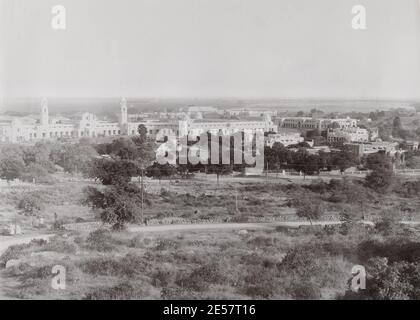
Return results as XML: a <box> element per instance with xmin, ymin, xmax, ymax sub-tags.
<box><xmin>84</xmin><ymin>229</ymin><xmax>117</xmax><ymax>252</ymax></box>
<box><xmin>18</xmin><ymin>192</ymin><xmax>45</xmax><ymax>220</ymax></box>
<box><xmin>80</xmin><ymin>254</ymin><xmax>149</xmax><ymax>278</ymax></box>
<box><xmin>151</xmin><ymin>265</ymin><xmax>177</xmax><ymax>287</ymax></box>
<box><xmin>357</xmin><ymin>239</ymin><xmax>420</xmax><ymax>264</ymax></box>
<box><xmin>155</xmin><ymin>239</ymin><xmax>179</xmax><ymax>251</ymax></box>
<box><xmin>43</xmin><ymin>237</ymin><xmax>78</xmax><ymax>254</ymax></box>
<box><xmin>84</xmin><ymin>282</ymin><xmax>150</xmax><ymax>300</ymax></box>
<box><xmin>366</xmin><ymin>167</ymin><xmax>394</xmax><ymax>191</ymax></box>
<box><xmin>247</xmin><ymin>236</ymin><xmax>276</xmax><ymax>248</ymax></box>
<box><xmin>83</xmin><ymin>183</ymin><xmax>143</xmax><ymax>230</ymax></box>
<box><xmin>289</xmin><ymin>281</ymin><xmax>322</xmax><ymax>300</ymax></box>
<box><xmin>243</xmin><ymin>284</ymin><xmax>274</xmax><ymax>299</ymax></box>
<box><xmin>20</xmin><ymin>164</ymin><xmax>55</xmax><ymax>184</ymax></box>
<box><xmin>0</xmin><ymin>239</ymin><xmax>47</xmax><ymax>268</ymax></box>
<box><xmin>0</xmin><ymin>244</ymin><xmax>30</xmax><ymax>268</ymax></box>
<box><xmin>129</xmin><ymin>235</ymin><xmax>152</xmax><ymax>248</ymax></box>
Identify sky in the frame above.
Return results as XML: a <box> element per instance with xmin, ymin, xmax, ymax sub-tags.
<box><xmin>1</xmin><ymin>0</ymin><xmax>420</xmax><ymax>100</ymax></box>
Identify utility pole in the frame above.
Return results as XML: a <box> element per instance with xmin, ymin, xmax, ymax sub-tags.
<box><xmin>266</xmin><ymin>161</ymin><xmax>269</xmax><ymax>184</ymax></box>
<box><xmin>141</xmin><ymin>169</ymin><xmax>144</xmax><ymax>224</ymax></box>
<box><xmin>235</xmin><ymin>184</ymin><xmax>239</xmax><ymax>213</ymax></box>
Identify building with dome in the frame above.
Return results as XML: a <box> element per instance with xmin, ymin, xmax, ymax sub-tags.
<box><xmin>0</xmin><ymin>98</ymin><xmax>277</xmax><ymax>143</ymax></box>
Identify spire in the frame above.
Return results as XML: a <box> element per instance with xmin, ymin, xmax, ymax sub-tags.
<box><xmin>119</xmin><ymin>97</ymin><xmax>128</xmax><ymax>126</ymax></box>
<box><xmin>41</xmin><ymin>97</ymin><xmax>49</xmax><ymax>126</ymax></box>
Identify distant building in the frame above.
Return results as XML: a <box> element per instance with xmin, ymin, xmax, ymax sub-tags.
<box><xmin>178</xmin><ymin>114</ymin><xmax>276</xmax><ymax>139</ymax></box>
<box><xmin>276</xmin><ymin>116</ymin><xmax>358</xmax><ymax>131</ymax></box>
<box><xmin>0</xmin><ymin>99</ymin><xmax>277</xmax><ymax>143</ymax></box>
<box><xmin>343</xmin><ymin>143</ymin><xmax>365</xmax><ymax>158</ymax></box>
<box><xmin>327</xmin><ymin>127</ymin><xmax>369</xmax><ymax>144</ymax></box>
<box><xmin>344</xmin><ymin>141</ymin><xmax>401</xmax><ymax>157</ymax></box>
<box><xmin>224</xmin><ymin>109</ymin><xmax>248</xmax><ymax>117</ymax></box>
<box><xmin>405</xmin><ymin>141</ymin><xmax>419</xmax><ymax>151</ymax></box>
<box><xmin>224</xmin><ymin>109</ymin><xmax>277</xmax><ymax>118</ymax></box>
<box><xmin>307</xmin><ymin>146</ymin><xmax>333</xmax><ymax>155</ymax></box>
<box><xmin>362</xmin><ymin>141</ymin><xmax>400</xmax><ymax>156</ymax></box>
<box><xmin>265</xmin><ymin>132</ymin><xmax>304</xmax><ymax>147</ymax></box>
<box><xmin>187</xmin><ymin>106</ymin><xmax>218</xmax><ymax>114</ymax></box>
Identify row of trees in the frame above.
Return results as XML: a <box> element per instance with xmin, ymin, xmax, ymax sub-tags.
<box><xmin>0</xmin><ymin>140</ymin><xmax>98</xmax><ymax>183</ymax></box>
<box><xmin>264</xmin><ymin>142</ymin><xmax>360</xmax><ymax>177</ymax></box>
<box><xmin>83</xmin><ymin>130</ymin><xmax>264</xmax><ymax>228</ymax></box>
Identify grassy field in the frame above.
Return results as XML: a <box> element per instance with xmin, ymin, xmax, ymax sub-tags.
<box><xmin>0</xmin><ymin>173</ymin><xmax>309</xmax><ymax>233</ymax></box>
<box><xmin>2</xmin><ymin>172</ymin><xmax>420</xmax><ymax>234</ymax></box>
<box><xmin>3</xmin><ymin>220</ymin><xmax>420</xmax><ymax>300</ymax></box>
<box><xmin>0</xmin><ymin>225</ymin><xmax>362</xmax><ymax>300</ymax></box>
<box><xmin>2</xmin><ymin>172</ymin><xmax>420</xmax><ymax>300</ymax></box>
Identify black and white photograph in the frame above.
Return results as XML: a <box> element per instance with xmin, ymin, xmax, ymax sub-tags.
<box><xmin>1</xmin><ymin>0</ymin><xmax>420</xmax><ymax>306</ymax></box>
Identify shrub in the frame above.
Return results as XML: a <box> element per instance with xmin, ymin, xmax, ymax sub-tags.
<box><xmin>151</xmin><ymin>266</ymin><xmax>177</xmax><ymax>287</ymax></box>
<box><xmin>0</xmin><ymin>239</ymin><xmax>47</xmax><ymax>268</ymax></box>
<box><xmin>18</xmin><ymin>192</ymin><xmax>45</xmax><ymax>224</ymax></box>
<box><xmin>161</xmin><ymin>286</ymin><xmax>202</xmax><ymax>300</ymax></box>
<box><xmin>357</xmin><ymin>239</ymin><xmax>420</xmax><ymax>264</ymax></box>
<box><xmin>43</xmin><ymin>236</ymin><xmax>78</xmax><ymax>254</ymax></box>
<box><xmin>84</xmin><ymin>282</ymin><xmax>151</xmax><ymax>300</ymax></box>
<box><xmin>84</xmin><ymin>229</ymin><xmax>117</xmax><ymax>252</ymax></box>
<box><xmin>366</xmin><ymin>167</ymin><xmax>394</xmax><ymax>191</ymax></box>
<box><xmin>243</xmin><ymin>284</ymin><xmax>274</xmax><ymax>299</ymax></box>
<box><xmin>80</xmin><ymin>254</ymin><xmax>149</xmax><ymax>278</ymax></box>
<box><xmin>129</xmin><ymin>235</ymin><xmax>152</xmax><ymax>248</ymax></box>
<box><xmin>289</xmin><ymin>281</ymin><xmax>322</xmax><ymax>300</ymax></box>
<box><xmin>83</xmin><ymin>182</ymin><xmax>143</xmax><ymax>230</ymax></box>
<box><xmin>0</xmin><ymin>244</ymin><xmax>30</xmax><ymax>268</ymax></box>
<box><xmin>20</xmin><ymin>164</ymin><xmax>55</xmax><ymax>184</ymax></box>
<box><xmin>155</xmin><ymin>239</ymin><xmax>179</xmax><ymax>251</ymax></box>
<box><xmin>247</xmin><ymin>236</ymin><xmax>276</xmax><ymax>248</ymax></box>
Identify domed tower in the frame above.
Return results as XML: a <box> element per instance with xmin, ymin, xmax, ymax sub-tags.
<box><xmin>41</xmin><ymin>97</ymin><xmax>49</xmax><ymax>126</ymax></box>
<box><xmin>119</xmin><ymin>97</ymin><xmax>128</xmax><ymax>134</ymax></box>
<box><xmin>120</xmin><ymin>97</ymin><xmax>128</xmax><ymax>125</ymax></box>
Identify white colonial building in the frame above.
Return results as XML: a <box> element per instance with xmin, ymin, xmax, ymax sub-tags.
<box><xmin>0</xmin><ymin>98</ymin><xmax>126</xmax><ymax>142</ymax></box>
<box><xmin>178</xmin><ymin>114</ymin><xmax>276</xmax><ymax>139</ymax></box>
<box><xmin>327</xmin><ymin>127</ymin><xmax>370</xmax><ymax>144</ymax></box>
<box><xmin>277</xmin><ymin>116</ymin><xmax>358</xmax><ymax>130</ymax></box>
<box><xmin>0</xmin><ymin>98</ymin><xmax>277</xmax><ymax>143</ymax></box>
<box><xmin>265</xmin><ymin>132</ymin><xmax>304</xmax><ymax>147</ymax></box>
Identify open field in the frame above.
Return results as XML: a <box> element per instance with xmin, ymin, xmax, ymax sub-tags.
<box><xmin>2</xmin><ymin>171</ymin><xmax>420</xmax><ymax>233</ymax></box>
<box><xmin>2</xmin><ymin>171</ymin><xmax>420</xmax><ymax>300</ymax></box>
<box><xmin>0</xmin><ymin>225</ymin><xmax>361</xmax><ymax>299</ymax></box>
<box><xmin>2</xmin><ymin>220</ymin><xmax>420</xmax><ymax>300</ymax></box>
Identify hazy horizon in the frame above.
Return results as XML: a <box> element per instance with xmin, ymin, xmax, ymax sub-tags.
<box><xmin>1</xmin><ymin>97</ymin><xmax>419</xmax><ymax>115</ymax></box>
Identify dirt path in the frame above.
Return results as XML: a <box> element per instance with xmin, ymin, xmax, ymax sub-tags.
<box><xmin>127</xmin><ymin>220</ymin><xmax>344</xmax><ymax>233</ymax></box>
<box><xmin>0</xmin><ymin>234</ymin><xmax>53</xmax><ymax>300</ymax></box>
<box><xmin>0</xmin><ymin>234</ymin><xmax>54</xmax><ymax>256</ymax></box>
<box><xmin>127</xmin><ymin>219</ymin><xmax>420</xmax><ymax>234</ymax></box>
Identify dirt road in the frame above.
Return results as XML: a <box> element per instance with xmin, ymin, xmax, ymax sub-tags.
<box><xmin>0</xmin><ymin>234</ymin><xmax>54</xmax><ymax>256</ymax></box>
<box><xmin>127</xmin><ymin>220</ymin><xmax>344</xmax><ymax>233</ymax></box>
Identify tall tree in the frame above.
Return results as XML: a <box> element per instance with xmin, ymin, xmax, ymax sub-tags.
<box><xmin>18</xmin><ymin>192</ymin><xmax>44</xmax><ymax>226</ymax></box>
<box><xmin>0</xmin><ymin>145</ymin><xmax>25</xmax><ymax>182</ymax></box>
<box><xmin>83</xmin><ymin>183</ymin><xmax>143</xmax><ymax>230</ymax></box>
<box><xmin>290</xmin><ymin>193</ymin><xmax>323</xmax><ymax>225</ymax></box>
